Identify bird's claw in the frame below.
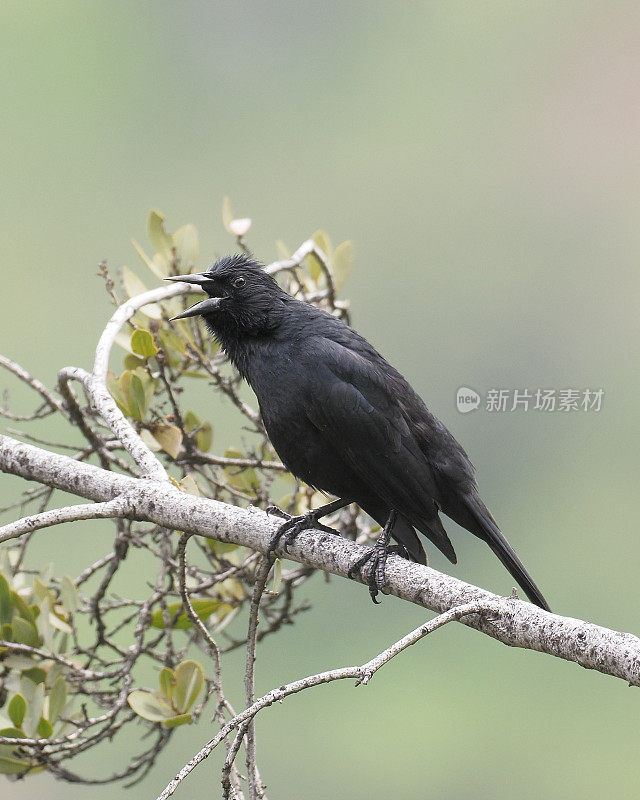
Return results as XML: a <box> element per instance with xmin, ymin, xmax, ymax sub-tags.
<box><xmin>266</xmin><ymin>510</ymin><xmax>339</xmax><ymax>561</ymax></box>
<box><xmin>265</xmin><ymin>505</ymin><xmax>292</xmax><ymax>521</ymax></box>
<box><xmin>348</xmin><ymin>541</ymin><xmax>392</xmax><ymax>604</ymax></box>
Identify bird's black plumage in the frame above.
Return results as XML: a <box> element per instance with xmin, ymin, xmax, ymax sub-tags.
<box><xmin>167</xmin><ymin>254</ymin><xmax>550</xmax><ymax>611</ymax></box>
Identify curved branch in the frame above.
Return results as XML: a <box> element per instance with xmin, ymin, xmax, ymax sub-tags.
<box><xmin>0</xmin><ymin>354</ymin><xmax>65</xmax><ymax>415</ymax></box>
<box><xmin>93</xmin><ymin>282</ymin><xmax>194</xmax><ymax>381</ymax></box>
<box><xmin>57</xmin><ymin>367</ymin><xmax>168</xmax><ymax>481</ymax></box>
<box><xmin>156</xmin><ymin>600</ymin><xmax>492</xmax><ymax>800</ymax></box>
<box><xmin>0</xmin><ymin>496</ymin><xmax>132</xmax><ymax>544</ymax></box>
<box><xmin>1</xmin><ymin>432</ymin><xmax>639</xmax><ymax>690</ymax></box>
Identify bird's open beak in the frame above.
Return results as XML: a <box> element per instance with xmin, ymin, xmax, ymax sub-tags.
<box><xmin>164</xmin><ymin>273</ymin><xmax>211</xmax><ymax>286</ymax></box>
<box><xmin>164</xmin><ymin>273</ymin><xmax>225</xmax><ymax>320</ymax></box>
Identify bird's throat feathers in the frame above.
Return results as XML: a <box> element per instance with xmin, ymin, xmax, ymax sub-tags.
<box><xmin>202</xmin><ymin>299</ymin><xmax>287</xmax><ymax>379</ymax></box>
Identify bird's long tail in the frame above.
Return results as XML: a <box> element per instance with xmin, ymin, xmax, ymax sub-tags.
<box><xmin>462</xmin><ymin>493</ymin><xmax>550</xmax><ymax>612</ymax></box>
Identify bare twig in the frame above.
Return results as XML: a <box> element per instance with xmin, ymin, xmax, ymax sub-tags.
<box><xmin>222</xmin><ymin>722</ymin><xmax>249</xmax><ymax>800</ymax></box>
<box><xmin>0</xmin><ymin>354</ymin><xmax>65</xmax><ymax>414</ymax></box>
<box><xmin>244</xmin><ymin>558</ymin><xmax>271</xmax><ymax>800</ymax></box>
<box><xmin>156</xmin><ymin>601</ymin><xmax>491</xmax><ymax>800</ymax></box>
<box><xmin>0</xmin><ymin>495</ymin><xmax>133</xmax><ymax>544</ymax></box>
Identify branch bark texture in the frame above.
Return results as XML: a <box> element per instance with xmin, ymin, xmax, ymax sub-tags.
<box><xmin>1</xmin><ymin>432</ymin><xmax>638</xmax><ymax>688</ymax></box>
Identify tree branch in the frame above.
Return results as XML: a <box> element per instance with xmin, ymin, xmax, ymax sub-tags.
<box><xmin>155</xmin><ymin>600</ymin><xmax>493</xmax><ymax>800</ymax></box>
<box><xmin>1</xmin><ymin>431</ymin><xmax>639</xmax><ymax>689</ymax></box>
<box><xmin>57</xmin><ymin>367</ymin><xmax>168</xmax><ymax>480</ymax></box>
<box><xmin>0</xmin><ymin>496</ymin><xmax>133</xmax><ymax>544</ymax></box>
<box><xmin>244</xmin><ymin>558</ymin><xmax>271</xmax><ymax>800</ymax></box>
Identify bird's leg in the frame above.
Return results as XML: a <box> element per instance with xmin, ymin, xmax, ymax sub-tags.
<box><xmin>265</xmin><ymin>497</ymin><xmax>352</xmax><ymax>559</ymax></box>
<box><xmin>348</xmin><ymin>510</ymin><xmax>397</xmax><ymax>604</ymax></box>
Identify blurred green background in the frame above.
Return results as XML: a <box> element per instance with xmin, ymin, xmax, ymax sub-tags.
<box><xmin>2</xmin><ymin>1</ymin><xmax>640</xmax><ymax>797</ymax></box>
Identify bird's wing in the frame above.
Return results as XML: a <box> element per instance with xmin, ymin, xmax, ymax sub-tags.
<box><xmin>304</xmin><ymin>338</ymin><xmax>456</xmax><ymax>562</ymax></box>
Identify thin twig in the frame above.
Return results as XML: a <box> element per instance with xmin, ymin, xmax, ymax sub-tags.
<box><xmin>244</xmin><ymin>558</ymin><xmax>271</xmax><ymax>800</ymax></box>
<box><xmin>0</xmin><ymin>354</ymin><xmax>65</xmax><ymax>414</ymax></box>
<box><xmin>0</xmin><ymin>496</ymin><xmax>133</xmax><ymax>544</ymax></box>
<box><xmin>156</xmin><ymin>601</ymin><xmax>490</xmax><ymax>800</ymax></box>
<box><xmin>222</xmin><ymin>722</ymin><xmax>249</xmax><ymax>800</ymax></box>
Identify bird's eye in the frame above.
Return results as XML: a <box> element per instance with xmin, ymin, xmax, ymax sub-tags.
<box><xmin>232</xmin><ymin>276</ymin><xmax>246</xmax><ymax>289</ymax></box>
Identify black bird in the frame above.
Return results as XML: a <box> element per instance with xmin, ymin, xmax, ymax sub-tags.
<box><xmin>166</xmin><ymin>254</ymin><xmax>550</xmax><ymax>611</ymax></box>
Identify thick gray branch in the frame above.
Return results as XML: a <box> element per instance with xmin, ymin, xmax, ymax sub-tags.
<box><xmin>1</xmin><ymin>432</ymin><xmax>639</xmax><ymax>688</ymax></box>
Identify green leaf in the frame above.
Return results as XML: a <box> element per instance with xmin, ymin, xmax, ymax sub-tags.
<box><xmin>269</xmin><ymin>558</ymin><xmax>282</xmax><ymax>596</ymax></box>
<box><xmin>222</xmin><ymin>196</ymin><xmax>234</xmax><ymax>233</ymax></box>
<box><xmin>162</xmin><ymin>713</ymin><xmax>193</xmax><ymax>728</ymax></box>
<box><xmin>21</xmin><ymin>668</ymin><xmax>46</xmax><ymax>685</ymax></box>
<box><xmin>148</xmin><ymin>209</ymin><xmax>174</xmax><ymax>261</ymax></box>
<box><xmin>121</xmin><ymin>265</ymin><xmax>147</xmax><ymax>298</ymax></box>
<box><xmin>184</xmin><ymin>412</ymin><xmax>212</xmax><ymax>452</ymax></box>
<box><xmin>46</xmin><ymin>677</ymin><xmax>67</xmax><ymax>724</ymax></box>
<box><xmin>60</xmin><ymin>576</ymin><xmax>78</xmax><ymax>616</ymax></box>
<box><xmin>140</xmin><ymin>429</ymin><xmax>162</xmax><ymax>452</ymax></box>
<box><xmin>114</xmin><ymin>331</ymin><xmax>135</xmax><ymax>353</ymax></box>
<box><xmin>32</xmin><ymin>578</ymin><xmax>50</xmax><ymax>603</ymax></box>
<box><xmin>183</xmin><ymin>410</ymin><xmax>199</xmax><ymax>429</ymax></box>
<box><xmin>37</xmin><ymin>596</ymin><xmax>54</xmax><ymax>650</ymax></box>
<box><xmin>0</xmin><ymin>755</ymin><xmax>30</xmax><ymax>775</ymax></box>
<box><xmin>8</xmin><ymin>695</ymin><xmax>26</xmax><ymax>729</ymax></box>
<box><xmin>131</xmin><ymin>238</ymin><xmax>166</xmax><ymax>278</ymax></box>
<box><xmin>20</xmin><ymin>679</ymin><xmax>43</xmax><ymax>738</ymax></box>
<box><xmin>332</xmin><ymin>240</ymin><xmax>354</xmax><ymax>289</ymax></box>
<box><xmin>11</xmin><ymin>616</ymin><xmax>39</xmax><ymax>647</ymax></box>
<box><xmin>131</xmin><ymin>329</ymin><xmax>158</xmax><ymax>359</ymax></box>
<box><xmin>121</xmin><ymin>266</ymin><xmax>162</xmax><ymax>319</ymax></box>
<box><xmin>158</xmin><ymin>668</ymin><xmax>175</xmax><ymax>701</ymax></box>
<box><xmin>179</xmin><ymin>475</ymin><xmax>200</xmax><ymax>496</ymax></box>
<box><xmin>307</xmin><ymin>229</ymin><xmax>332</xmax><ymax>281</ymax></box>
<box><xmin>40</xmin><ymin>564</ymin><xmax>54</xmax><ymax>585</ymax></box>
<box><xmin>150</xmin><ymin>424</ymin><xmax>183</xmax><ymax>459</ymax></box>
<box><xmin>123</xmin><ymin>354</ymin><xmax>144</xmax><ymax>370</ymax></box>
<box><xmin>10</xmin><ymin>591</ymin><xmax>35</xmax><ymax>624</ymax></box>
<box><xmin>107</xmin><ymin>371</ymin><xmax>129</xmax><ymax>414</ymax></box>
<box><xmin>173</xmin><ymin>660</ymin><xmax>205</xmax><ymax>713</ymax></box>
<box><xmin>158</xmin><ymin>327</ymin><xmax>187</xmax><ymax>363</ymax></box>
<box><xmin>223</xmin><ymin>447</ymin><xmax>260</xmax><ymax>493</ymax></box>
<box><xmin>195</xmin><ymin>421</ymin><xmax>212</xmax><ymax>452</ymax></box>
<box><xmin>215</xmin><ymin>577</ymin><xmax>245</xmax><ymax>602</ymax></box>
<box><xmin>118</xmin><ymin>370</ymin><xmax>148</xmax><ymax>421</ymax></box>
<box><xmin>134</xmin><ymin>366</ymin><xmax>156</xmax><ymax>406</ymax></box>
<box><xmin>207</xmin><ymin>539</ymin><xmax>240</xmax><ymax>556</ymax></box>
<box><xmin>173</xmin><ymin>224</ymin><xmax>198</xmax><ymax>271</ymax></box>
<box><xmin>0</xmin><ymin>728</ymin><xmax>26</xmax><ymax>738</ymax></box>
<box><xmin>127</xmin><ymin>690</ymin><xmax>174</xmax><ymax>722</ymax></box>
<box><xmin>130</xmin><ymin>372</ymin><xmax>148</xmax><ymax>421</ymax></box>
<box><xmin>3</xmin><ymin>655</ymin><xmax>35</xmax><ymax>671</ymax></box>
<box><xmin>311</xmin><ymin>229</ymin><xmax>332</xmax><ymax>258</ymax></box>
<box><xmin>0</xmin><ymin>575</ymin><xmax>12</xmax><ymax>625</ymax></box>
<box><xmin>37</xmin><ymin>717</ymin><xmax>53</xmax><ymax>739</ymax></box>
<box><xmin>150</xmin><ymin>599</ymin><xmax>219</xmax><ymax>630</ymax></box>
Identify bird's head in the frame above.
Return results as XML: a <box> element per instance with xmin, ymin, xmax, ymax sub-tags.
<box><xmin>165</xmin><ymin>254</ymin><xmax>286</xmax><ymax>338</ymax></box>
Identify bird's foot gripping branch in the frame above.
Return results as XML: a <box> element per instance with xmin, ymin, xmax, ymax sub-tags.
<box><xmin>0</xmin><ymin>209</ymin><xmax>637</xmax><ymax>799</ymax></box>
